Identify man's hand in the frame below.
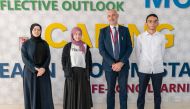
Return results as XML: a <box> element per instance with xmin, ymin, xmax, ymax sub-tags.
<box><xmin>112</xmin><ymin>62</ymin><xmax>124</xmax><ymax>72</ymax></box>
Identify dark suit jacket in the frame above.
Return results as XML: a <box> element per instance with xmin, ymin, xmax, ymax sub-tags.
<box><xmin>99</xmin><ymin>25</ymin><xmax>133</xmax><ymax>72</ymax></box>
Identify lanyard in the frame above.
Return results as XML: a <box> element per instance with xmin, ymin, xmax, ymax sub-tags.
<box><xmin>110</xmin><ymin>27</ymin><xmax>118</xmax><ymax>44</ymax></box>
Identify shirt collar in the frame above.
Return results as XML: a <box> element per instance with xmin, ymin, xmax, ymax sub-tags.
<box><xmin>145</xmin><ymin>31</ymin><xmax>159</xmax><ymax>36</ymax></box>
<box><xmin>110</xmin><ymin>25</ymin><xmax>119</xmax><ymax>30</ymax></box>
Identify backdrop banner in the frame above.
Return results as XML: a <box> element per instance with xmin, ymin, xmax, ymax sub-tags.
<box><xmin>0</xmin><ymin>0</ymin><xmax>190</xmax><ymax>108</ymax></box>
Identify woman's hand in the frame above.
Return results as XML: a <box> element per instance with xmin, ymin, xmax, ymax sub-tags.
<box><xmin>36</xmin><ymin>68</ymin><xmax>46</xmax><ymax>77</ymax></box>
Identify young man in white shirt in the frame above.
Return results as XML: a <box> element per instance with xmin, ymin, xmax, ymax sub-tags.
<box><xmin>136</xmin><ymin>14</ymin><xmax>166</xmax><ymax>109</ymax></box>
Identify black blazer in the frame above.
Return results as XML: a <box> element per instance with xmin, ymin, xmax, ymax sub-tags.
<box><xmin>99</xmin><ymin>25</ymin><xmax>133</xmax><ymax>71</ymax></box>
<box><xmin>61</xmin><ymin>42</ymin><xmax>92</xmax><ymax>80</ymax></box>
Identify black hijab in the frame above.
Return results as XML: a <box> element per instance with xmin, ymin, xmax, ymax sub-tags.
<box><xmin>30</xmin><ymin>23</ymin><xmax>43</xmax><ymax>42</ymax></box>
<box><xmin>30</xmin><ymin>23</ymin><xmax>47</xmax><ymax>66</ymax></box>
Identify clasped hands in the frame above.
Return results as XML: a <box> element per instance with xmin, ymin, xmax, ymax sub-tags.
<box><xmin>35</xmin><ymin>67</ymin><xmax>45</xmax><ymax>77</ymax></box>
<box><xmin>112</xmin><ymin>62</ymin><xmax>124</xmax><ymax>72</ymax></box>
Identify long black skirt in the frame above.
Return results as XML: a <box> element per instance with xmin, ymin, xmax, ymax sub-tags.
<box><xmin>63</xmin><ymin>67</ymin><xmax>93</xmax><ymax>109</ymax></box>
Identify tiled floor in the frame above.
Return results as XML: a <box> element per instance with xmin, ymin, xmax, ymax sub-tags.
<box><xmin>0</xmin><ymin>103</ymin><xmax>189</xmax><ymax>109</ymax></box>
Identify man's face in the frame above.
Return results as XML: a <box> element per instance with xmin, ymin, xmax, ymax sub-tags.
<box><xmin>107</xmin><ymin>10</ymin><xmax>119</xmax><ymax>25</ymax></box>
<box><xmin>146</xmin><ymin>16</ymin><xmax>159</xmax><ymax>31</ymax></box>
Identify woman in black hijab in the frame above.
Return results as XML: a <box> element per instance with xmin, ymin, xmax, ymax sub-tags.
<box><xmin>21</xmin><ymin>23</ymin><xmax>54</xmax><ymax>109</ymax></box>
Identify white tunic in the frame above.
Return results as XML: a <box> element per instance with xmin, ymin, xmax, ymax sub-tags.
<box><xmin>136</xmin><ymin>31</ymin><xmax>166</xmax><ymax>74</ymax></box>
<box><xmin>70</xmin><ymin>43</ymin><xmax>86</xmax><ymax>68</ymax></box>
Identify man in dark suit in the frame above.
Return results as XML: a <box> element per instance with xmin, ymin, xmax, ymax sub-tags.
<box><xmin>98</xmin><ymin>9</ymin><xmax>133</xmax><ymax>109</ymax></box>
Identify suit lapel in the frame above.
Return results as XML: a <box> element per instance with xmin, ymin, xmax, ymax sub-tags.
<box><xmin>106</xmin><ymin>27</ymin><xmax>114</xmax><ymax>58</ymax></box>
<box><xmin>118</xmin><ymin>25</ymin><xmax>123</xmax><ymax>58</ymax></box>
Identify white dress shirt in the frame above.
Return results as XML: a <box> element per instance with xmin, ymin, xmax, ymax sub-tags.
<box><xmin>110</xmin><ymin>25</ymin><xmax>120</xmax><ymax>57</ymax></box>
<box><xmin>70</xmin><ymin>44</ymin><xmax>86</xmax><ymax>68</ymax></box>
<box><xmin>136</xmin><ymin>31</ymin><xmax>166</xmax><ymax>74</ymax></box>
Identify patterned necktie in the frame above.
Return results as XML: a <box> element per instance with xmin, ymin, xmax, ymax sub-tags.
<box><xmin>114</xmin><ymin>27</ymin><xmax>119</xmax><ymax>60</ymax></box>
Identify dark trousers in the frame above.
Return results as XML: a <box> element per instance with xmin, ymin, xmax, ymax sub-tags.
<box><xmin>137</xmin><ymin>72</ymin><xmax>164</xmax><ymax>109</ymax></box>
<box><xmin>105</xmin><ymin>68</ymin><xmax>129</xmax><ymax>109</ymax></box>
